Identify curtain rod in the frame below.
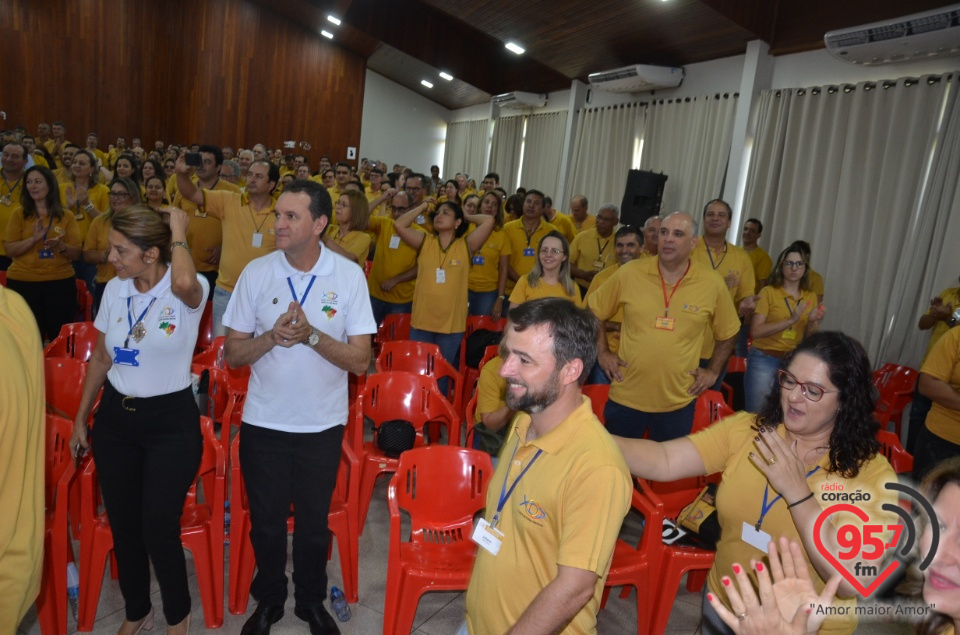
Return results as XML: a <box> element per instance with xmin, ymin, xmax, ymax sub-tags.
<box><xmin>772</xmin><ymin>72</ymin><xmax>955</xmax><ymax>98</ymax></box>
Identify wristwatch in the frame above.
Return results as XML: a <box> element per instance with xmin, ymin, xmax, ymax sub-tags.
<box><xmin>305</xmin><ymin>328</ymin><xmax>320</xmax><ymax>347</ymax></box>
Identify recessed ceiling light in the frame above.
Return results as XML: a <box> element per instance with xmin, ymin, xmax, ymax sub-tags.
<box><xmin>439</xmin><ymin>72</ymin><xmax>454</xmax><ymax>81</ymax></box>
<box><xmin>321</xmin><ymin>30</ymin><xmax>333</xmax><ymax>39</ymax></box>
<box><xmin>505</xmin><ymin>42</ymin><xmax>525</xmax><ymax>55</ymax></box>
<box><xmin>327</xmin><ymin>15</ymin><xmax>341</xmax><ymax>25</ymax></box>
<box><xmin>421</xmin><ymin>80</ymin><xmax>434</xmax><ymax>88</ymax></box>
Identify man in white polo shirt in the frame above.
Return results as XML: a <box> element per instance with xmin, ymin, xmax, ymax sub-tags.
<box><xmin>223</xmin><ymin>179</ymin><xmax>375</xmax><ymax>635</ymax></box>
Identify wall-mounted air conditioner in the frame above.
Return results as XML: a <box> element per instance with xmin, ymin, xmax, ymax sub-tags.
<box><xmin>491</xmin><ymin>91</ymin><xmax>547</xmax><ymax>109</ymax></box>
<box><xmin>824</xmin><ymin>4</ymin><xmax>960</xmax><ymax>65</ymax></box>
<box><xmin>588</xmin><ymin>64</ymin><xmax>684</xmax><ymax>93</ymax></box>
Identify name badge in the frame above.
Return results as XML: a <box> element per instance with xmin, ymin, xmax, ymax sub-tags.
<box><xmin>472</xmin><ymin>518</ymin><xmax>504</xmax><ymax>556</ymax></box>
<box><xmin>473</xmin><ymin>255</ymin><xmax>485</xmax><ymax>265</ymax></box>
<box><xmin>113</xmin><ymin>346</ymin><xmax>141</xmax><ymax>367</ymax></box>
<box><xmin>523</xmin><ymin>247</ymin><xmax>535</xmax><ymax>257</ymax></box>
<box><xmin>389</xmin><ymin>235</ymin><xmax>401</xmax><ymax>249</ymax></box>
<box><xmin>194</xmin><ymin>209</ymin><xmax>208</xmax><ymax>218</ymax></box>
<box><xmin>782</xmin><ymin>329</ymin><xmax>797</xmax><ymax>341</ymax></box>
<box><xmin>435</xmin><ymin>268</ymin><xmax>446</xmax><ymax>284</ymax></box>
<box><xmin>75</xmin><ymin>212</ymin><xmax>85</xmax><ymax>221</ymax></box>
<box><xmin>38</xmin><ymin>248</ymin><xmax>55</xmax><ymax>259</ymax></box>
<box><xmin>592</xmin><ymin>259</ymin><xmax>604</xmax><ymax>269</ymax></box>
<box><xmin>741</xmin><ymin>521</ymin><xmax>772</xmax><ymax>552</ymax></box>
<box><xmin>655</xmin><ymin>316</ymin><xmax>675</xmax><ymax>331</ymax></box>
<box><xmin>661</xmin><ymin>519</ymin><xmax>689</xmax><ymax>545</ymax></box>
<box><xmin>251</xmin><ymin>232</ymin><xmax>263</xmax><ymax>248</ymax></box>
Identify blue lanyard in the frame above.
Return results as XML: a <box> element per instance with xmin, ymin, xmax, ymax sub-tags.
<box><xmin>491</xmin><ymin>443</ymin><xmax>543</xmax><ymax>529</ymax></box>
<box><xmin>756</xmin><ymin>465</ymin><xmax>820</xmax><ymax>530</ymax></box>
<box><xmin>286</xmin><ymin>275</ymin><xmax>316</xmax><ymax>306</ymax></box>
<box><xmin>124</xmin><ymin>296</ymin><xmax>157</xmax><ymax>347</ymax></box>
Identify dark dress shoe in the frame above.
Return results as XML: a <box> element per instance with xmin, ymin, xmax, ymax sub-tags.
<box><xmin>240</xmin><ymin>603</ymin><xmax>284</xmax><ymax>635</ymax></box>
<box><xmin>294</xmin><ymin>604</ymin><xmax>341</xmax><ymax>635</ymax></box>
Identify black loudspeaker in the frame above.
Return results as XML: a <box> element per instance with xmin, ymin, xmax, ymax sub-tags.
<box><xmin>620</xmin><ymin>170</ymin><xmax>667</xmax><ymax>227</ymax></box>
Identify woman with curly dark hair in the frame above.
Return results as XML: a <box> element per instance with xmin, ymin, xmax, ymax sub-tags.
<box><xmin>615</xmin><ymin>331</ymin><xmax>898</xmax><ymax>635</ymax></box>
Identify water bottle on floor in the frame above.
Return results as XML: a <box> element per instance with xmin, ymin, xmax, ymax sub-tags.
<box><xmin>330</xmin><ymin>586</ymin><xmax>351</xmax><ymax>622</ymax></box>
<box><xmin>66</xmin><ymin>562</ymin><xmax>80</xmax><ymax>620</ymax></box>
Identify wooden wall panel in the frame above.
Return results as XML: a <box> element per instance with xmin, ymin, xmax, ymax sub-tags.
<box><xmin>0</xmin><ymin>0</ymin><xmax>366</xmax><ymax>164</ymax></box>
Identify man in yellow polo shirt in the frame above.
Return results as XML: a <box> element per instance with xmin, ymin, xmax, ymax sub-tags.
<box><xmin>570</xmin><ymin>203</ymin><xmax>619</xmax><ymax>296</ymax></box>
<box><xmin>176</xmin><ymin>155</ymin><xmax>279</xmax><ymax>335</ymax></box>
<box><xmin>569</xmin><ymin>195</ymin><xmax>595</xmax><ymax>234</ymax></box>
<box><xmin>737</xmin><ymin>216</ymin><xmax>772</xmax><ymax>355</ymax></box>
<box><xmin>916</xmin><ymin>325</ymin><xmax>960</xmax><ymax>479</ymax></box>
<box><xmin>465</xmin><ymin>298</ymin><xmax>631</xmax><ymax>635</ymax></box>
<box><xmin>326</xmin><ymin>162</ymin><xmax>351</xmax><ymax>203</ymax></box>
<box><xmin>692</xmin><ymin>199</ymin><xmax>756</xmax><ymax>390</ymax></box>
<box><xmin>0</xmin><ymin>143</ymin><xmax>27</xmax><ymax>270</ymax></box>
<box><xmin>588</xmin><ymin>212</ymin><xmax>740</xmax><ymax>440</ymax></box>
<box><xmin>542</xmin><ymin>196</ymin><xmax>577</xmax><ymax>243</ymax></box>
<box><xmin>639</xmin><ymin>215</ymin><xmax>660</xmax><ymax>258</ymax></box>
<box><xmin>367</xmin><ymin>190</ymin><xmax>421</xmax><ymax>325</ymax></box>
<box><xmin>501</xmin><ymin>189</ymin><xmax>557</xmax><ymax>296</ymax></box>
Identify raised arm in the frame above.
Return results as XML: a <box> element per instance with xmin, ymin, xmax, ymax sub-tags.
<box><xmin>394</xmin><ymin>201</ymin><xmax>428</xmax><ymax>250</ymax></box>
<box><xmin>164</xmin><ymin>207</ymin><xmax>205</xmax><ymax>309</ymax></box>
<box><xmin>464</xmin><ymin>213</ymin><xmax>494</xmax><ymax>253</ymax></box>
<box><xmin>614</xmin><ymin>435</ymin><xmax>706</xmax><ymax>481</ymax></box>
<box><xmin>174</xmin><ymin>154</ymin><xmax>204</xmax><ymax>207</ymax></box>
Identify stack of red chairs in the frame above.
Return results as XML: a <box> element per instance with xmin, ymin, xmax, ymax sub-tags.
<box><xmin>871</xmin><ymin>363</ymin><xmax>918</xmax><ymax>437</ymax></box>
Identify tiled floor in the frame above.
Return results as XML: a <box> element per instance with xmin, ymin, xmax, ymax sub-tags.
<box><xmin>17</xmin><ymin>471</ymin><xmax>916</xmax><ymax>634</ymax></box>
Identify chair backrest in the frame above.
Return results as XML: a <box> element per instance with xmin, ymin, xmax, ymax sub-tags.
<box><xmin>45</xmin><ymin>414</ymin><xmax>76</xmax><ymax>508</ymax></box>
<box><xmin>192</xmin><ymin>335</ymin><xmax>228</xmax><ymax>370</ymax></box>
<box><xmin>376</xmin><ymin>340</ymin><xmax>463</xmax><ymax>406</ymax></box>
<box><xmin>692</xmin><ymin>389</ymin><xmax>732</xmax><ymax>434</ymax></box>
<box><xmin>44</xmin><ymin>357</ymin><xmax>88</xmax><ymax>420</ymax></box>
<box><xmin>726</xmin><ymin>356</ymin><xmax>747</xmax><ymax>374</ymax></box>
<box><xmin>876</xmin><ymin>429</ymin><xmax>914</xmax><ymax>474</ymax></box>
<box><xmin>75</xmin><ymin>279</ymin><xmax>93</xmax><ymax>321</ymax></box>
<box><xmin>184</xmin><ymin>416</ymin><xmax>226</xmax><ymax>509</ymax></box>
<box><xmin>872</xmin><ymin>364</ymin><xmax>918</xmax><ymax>395</ymax></box>
<box><xmin>350</xmin><ymin>371</ymin><xmax>460</xmax><ymax>453</ymax></box>
<box><xmin>375</xmin><ymin>313</ymin><xmax>412</xmax><ymax>348</ymax></box>
<box><xmin>44</xmin><ymin>321</ymin><xmax>99</xmax><ymax>361</ymax></box>
<box><xmin>195</xmin><ymin>301</ymin><xmax>215</xmax><ymax>354</ymax></box>
<box><xmin>388</xmin><ymin>446</ymin><xmax>493</xmax><ymax>544</ymax></box>
<box><xmin>581</xmin><ymin>384</ymin><xmax>610</xmax><ymax>425</ymax></box>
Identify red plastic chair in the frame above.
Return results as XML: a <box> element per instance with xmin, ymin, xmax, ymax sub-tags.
<box><xmin>44</xmin><ymin>357</ymin><xmax>94</xmax><ymax>422</ymax></box>
<box><xmin>0</xmin><ymin>270</ymin><xmax>5</xmax><ymax>285</ymax></box>
<box><xmin>194</xmin><ymin>300</ymin><xmax>214</xmax><ymax>354</ymax></box>
<box><xmin>228</xmin><ymin>432</ymin><xmax>360</xmax><ymax>614</ymax></box>
<box><xmin>877</xmin><ymin>429</ymin><xmax>914</xmax><ymax>473</ymax></box>
<box><xmin>35</xmin><ymin>414</ymin><xmax>77</xmax><ymax>635</ymax></box>
<box><xmin>460</xmin><ymin>316</ymin><xmax>506</xmax><ymax>410</ymax></box>
<box><xmin>191</xmin><ymin>336</ymin><xmax>250</xmax><ymax>449</ymax></box>
<box><xmin>77</xmin><ymin>417</ymin><xmax>225</xmax><ymax>630</ymax></box>
<box><xmin>376</xmin><ymin>340</ymin><xmax>464</xmax><ymax>422</ymax></box>
<box><xmin>75</xmin><ymin>280</ymin><xmax>93</xmax><ymax>322</ymax></box>
<box><xmin>463</xmin><ymin>344</ymin><xmax>500</xmax><ymax>417</ymax></box>
<box><xmin>693</xmin><ymin>389</ymin><xmax>734</xmax><ymax>433</ymax></box>
<box><xmin>582</xmin><ymin>383</ymin><xmax>610</xmax><ymax>424</ymax></box>
<box><xmin>374</xmin><ymin>313</ymin><xmax>412</xmax><ymax>354</ymax></box>
<box><xmin>872</xmin><ymin>363</ymin><xmax>918</xmax><ymax>437</ymax></box>
<box><xmin>383</xmin><ymin>446</ymin><xmax>494</xmax><ymax>635</ymax></box>
<box><xmin>44</xmin><ymin>321</ymin><xmax>99</xmax><ymax>361</ymax></box>
<box><xmin>351</xmin><ymin>371</ymin><xmax>462</xmax><ymax>533</ymax></box>
<box><xmin>722</xmin><ymin>355</ymin><xmax>747</xmax><ymax>406</ymax></box>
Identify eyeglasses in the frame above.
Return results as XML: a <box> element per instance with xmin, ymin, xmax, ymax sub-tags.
<box><xmin>539</xmin><ymin>247</ymin><xmax>564</xmax><ymax>255</ymax></box>
<box><xmin>783</xmin><ymin>260</ymin><xmax>806</xmax><ymax>269</ymax></box>
<box><xmin>597</xmin><ymin>216</ymin><xmax>618</xmax><ymax>223</ymax></box>
<box><xmin>391</xmin><ymin>206</ymin><xmax>409</xmax><ymax>213</ymax></box>
<box><xmin>109</xmin><ymin>191</ymin><xmax>130</xmax><ymax>198</ymax></box>
<box><xmin>777</xmin><ymin>369</ymin><xmax>838</xmax><ymax>402</ymax></box>
<box><xmin>405</xmin><ymin>186</ymin><xmax>422</xmax><ymax>191</ymax></box>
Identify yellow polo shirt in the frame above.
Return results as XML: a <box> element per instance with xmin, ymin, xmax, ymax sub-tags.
<box><xmin>0</xmin><ymin>171</ymin><xmax>24</xmax><ymax>257</ymax></box>
<box><xmin>468</xmin><ymin>228</ymin><xmax>510</xmax><ymax>293</ymax></box>
<box><xmin>83</xmin><ymin>214</ymin><xmax>117</xmax><ymax>284</ymax></box>
<box><xmin>923</xmin><ymin>286</ymin><xmax>960</xmax><ymax>362</ymax></box>
<box><xmin>746</xmin><ymin>246</ymin><xmax>773</xmax><ymax>293</ymax></box>
<box><xmin>502</xmin><ymin>218</ymin><xmax>557</xmax><ymax>293</ymax></box>
<box><xmin>546</xmin><ymin>212</ymin><xmax>577</xmax><ymax>243</ymax></box>
<box><xmin>692</xmin><ymin>241</ymin><xmax>755</xmax><ymax>359</ymax></box>
<box><xmin>809</xmin><ymin>268</ymin><xmax>825</xmax><ymax>298</ymax></box>
<box><xmin>920</xmin><ymin>326</ymin><xmax>960</xmax><ymax>445</ymax></box>
<box><xmin>176</xmin><ymin>179</ymin><xmax>242</xmax><ymax>274</ymax></box>
<box><xmin>572</xmin><ymin>214</ymin><xmax>596</xmax><ymax>235</ymax></box>
<box><xmin>325</xmin><ymin>226</ymin><xmax>371</xmax><ymax>265</ymax></box>
<box><xmin>59</xmin><ymin>182</ymin><xmax>110</xmax><ymax>240</ymax></box>
<box><xmin>570</xmin><ymin>228</ymin><xmax>616</xmax><ymax>289</ymax></box>
<box><xmin>586</xmin><ymin>264</ymin><xmax>623</xmax><ymax>353</ymax></box>
<box><xmin>411</xmin><ymin>235</ymin><xmax>470</xmax><ymax>334</ymax></box>
<box><xmin>3</xmin><ymin>211</ymin><xmax>81</xmax><ymax>282</ymax></box>
<box><xmin>475</xmin><ymin>356</ymin><xmax>506</xmax><ymax>424</ymax></box>
<box><xmin>751</xmin><ymin>286</ymin><xmax>819</xmax><ymax>353</ymax></box>
<box><xmin>508</xmin><ymin>275</ymin><xmax>584</xmax><ymax>307</ymax></box>
<box><xmin>588</xmin><ymin>257</ymin><xmax>740</xmax><ymax>412</ymax></box>
<box><xmin>367</xmin><ymin>216</ymin><xmax>421</xmax><ymax>304</ymax></box>
<box><xmin>201</xmin><ymin>189</ymin><xmax>277</xmax><ymax>293</ymax></box>
<box><xmin>465</xmin><ymin>397</ymin><xmax>631</xmax><ymax>635</ymax></box>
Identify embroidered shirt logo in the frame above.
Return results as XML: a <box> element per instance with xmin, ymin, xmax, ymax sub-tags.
<box><xmin>322</xmin><ymin>306</ymin><xmax>337</xmax><ymax>320</ymax></box>
<box><xmin>519</xmin><ymin>495</ymin><xmax>547</xmax><ymax>521</ymax></box>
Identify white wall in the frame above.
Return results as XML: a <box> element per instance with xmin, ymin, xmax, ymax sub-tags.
<box><xmin>359</xmin><ymin>70</ymin><xmax>450</xmax><ymax>173</ymax></box>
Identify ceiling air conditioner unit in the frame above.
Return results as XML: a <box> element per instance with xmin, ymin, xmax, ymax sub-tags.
<box><xmin>491</xmin><ymin>91</ymin><xmax>547</xmax><ymax>109</ymax></box>
<box><xmin>824</xmin><ymin>4</ymin><xmax>960</xmax><ymax>65</ymax></box>
<box><xmin>588</xmin><ymin>64</ymin><xmax>684</xmax><ymax>93</ymax></box>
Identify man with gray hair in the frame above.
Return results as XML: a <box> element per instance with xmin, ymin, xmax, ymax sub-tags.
<box><xmin>569</xmin><ymin>203</ymin><xmax>619</xmax><ymax>297</ymax></box>
<box><xmin>220</xmin><ymin>159</ymin><xmax>241</xmax><ymax>187</ymax></box>
<box><xmin>237</xmin><ymin>149</ymin><xmax>255</xmax><ymax>189</ymax></box>
<box><xmin>588</xmin><ymin>211</ymin><xmax>740</xmax><ymax>441</ymax></box>
<box><xmin>640</xmin><ymin>215</ymin><xmax>661</xmax><ymax>258</ymax></box>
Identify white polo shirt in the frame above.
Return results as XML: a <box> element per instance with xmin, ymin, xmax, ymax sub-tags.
<box><xmin>223</xmin><ymin>245</ymin><xmax>376</xmax><ymax>433</ymax></box>
<box><xmin>96</xmin><ymin>268</ymin><xmax>209</xmax><ymax>398</ymax></box>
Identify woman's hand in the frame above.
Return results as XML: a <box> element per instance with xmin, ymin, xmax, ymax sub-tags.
<box><xmin>162</xmin><ymin>206</ymin><xmax>190</xmax><ymax>240</ymax></box>
<box><xmin>707</xmin><ymin>537</ymin><xmax>841</xmax><ymax>634</ymax></box>
<box><xmin>64</xmin><ymin>184</ymin><xmax>78</xmax><ymax>208</ymax></box>
<box><xmin>749</xmin><ymin>425</ymin><xmax>812</xmax><ymax>504</ymax></box>
<box><xmin>808</xmin><ymin>304</ymin><xmax>826</xmax><ymax>324</ymax></box>
<box><xmin>790</xmin><ymin>300</ymin><xmax>809</xmax><ymax>324</ymax></box>
<box><xmin>491</xmin><ymin>296</ymin><xmax>504</xmax><ymax>320</ymax></box>
<box><xmin>32</xmin><ymin>219</ymin><xmax>47</xmax><ymax>244</ymax></box>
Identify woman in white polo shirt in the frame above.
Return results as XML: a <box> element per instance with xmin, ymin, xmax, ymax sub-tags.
<box><xmin>70</xmin><ymin>204</ymin><xmax>208</xmax><ymax>635</ymax></box>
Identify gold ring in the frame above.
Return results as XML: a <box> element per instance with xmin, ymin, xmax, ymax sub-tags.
<box><xmin>767</xmin><ymin>456</ymin><xmax>777</xmax><ymax>465</ymax></box>
<box><xmin>737</xmin><ymin>612</ymin><xmax>748</xmax><ymax>621</ymax></box>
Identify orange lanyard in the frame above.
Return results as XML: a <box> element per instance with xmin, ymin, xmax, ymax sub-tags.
<box><xmin>659</xmin><ymin>261</ymin><xmax>690</xmax><ymax>317</ymax></box>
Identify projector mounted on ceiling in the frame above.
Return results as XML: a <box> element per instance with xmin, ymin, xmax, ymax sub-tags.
<box><xmin>588</xmin><ymin>64</ymin><xmax>684</xmax><ymax>93</ymax></box>
<box><xmin>491</xmin><ymin>91</ymin><xmax>547</xmax><ymax>109</ymax></box>
<box><xmin>824</xmin><ymin>4</ymin><xmax>960</xmax><ymax>65</ymax></box>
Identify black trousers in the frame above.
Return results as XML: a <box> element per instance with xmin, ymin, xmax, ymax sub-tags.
<box><xmin>913</xmin><ymin>423</ymin><xmax>960</xmax><ymax>482</ymax></box>
<box><xmin>92</xmin><ymin>382</ymin><xmax>202</xmax><ymax>624</ymax></box>
<box><xmin>239</xmin><ymin>422</ymin><xmax>343</xmax><ymax>608</ymax></box>
<box><xmin>6</xmin><ymin>276</ymin><xmax>77</xmax><ymax>341</ymax></box>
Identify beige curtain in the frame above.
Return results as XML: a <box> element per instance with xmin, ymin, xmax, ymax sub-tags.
<box><xmin>442</xmin><ymin>119</ymin><xmax>489</xmax><ymax>183</ymax></box>
<box><xmin>742</xmin><ymin>74</ymin><xmax>957</xmax><ymax>365</ymax></box>
<box><xmin>519</xmin><ymin>112</ymin><xmax>568</xmax><ymax>199</ymax></box>
<box><xmin>489</xmin><ymin>116</ymin><xmax>523</xmax><ymax>194</ymax></box>
<box><xmin>568</xmin><ymin>104</ymin><xmax>645</xmax><ymax>211</ymax></box>
<box><xmin>639</xmin><ymin>93</ymin><xmax>738</xmax><ymax>215</ymax></box>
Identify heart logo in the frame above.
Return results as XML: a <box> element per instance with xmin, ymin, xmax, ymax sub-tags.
<box><xmin>812</xmin><ymin>503</ymin><xmax>901</xmax><ymax>597</ymax></box>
